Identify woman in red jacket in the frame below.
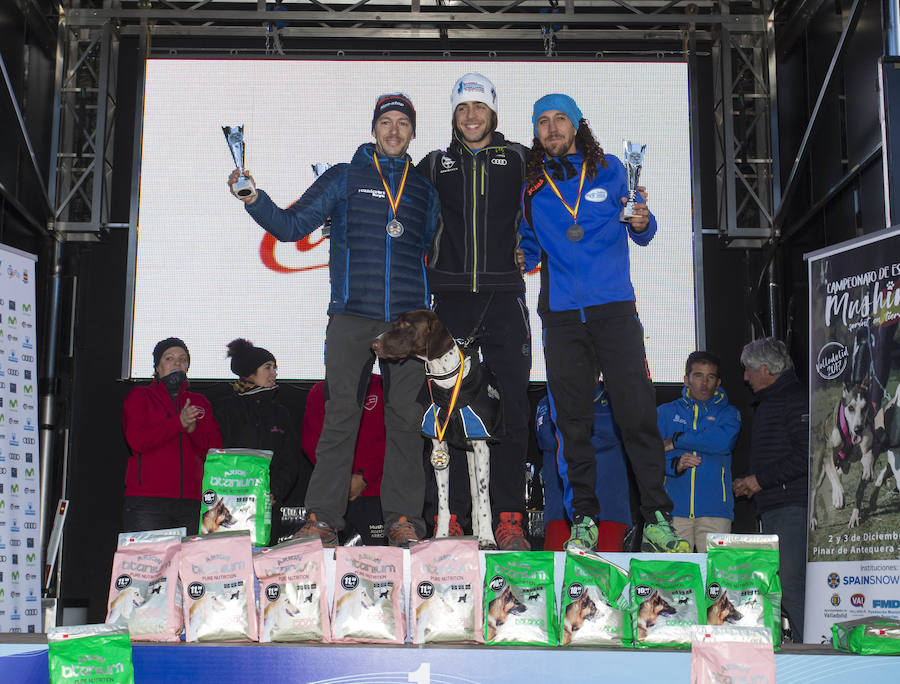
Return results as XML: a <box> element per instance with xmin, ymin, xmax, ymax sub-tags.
<box><xmin>122</xmin><ymin>337</ymin><xmax>221</xmax><ymax>533</ymax></box>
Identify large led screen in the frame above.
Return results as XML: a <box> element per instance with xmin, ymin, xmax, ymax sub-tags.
<box><xmin>130</xmin><ymin>59</ymin><xmax>696</xmax><ymax>380</ymax></box>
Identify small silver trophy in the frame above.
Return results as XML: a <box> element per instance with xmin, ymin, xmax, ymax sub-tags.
<box><xmin>620</xmin><ymin>140</ymin><xmax>646</xmax><ymax>223</ymax></box>
<box><xmin>223</xmin><ymin>125</ymin><xmax>255</xmax><ymax>198</ymax></box>
<box><xmin>311</xmin><ymin>163</ymin><xmax>333</xmax><ymax>238</ymax></box>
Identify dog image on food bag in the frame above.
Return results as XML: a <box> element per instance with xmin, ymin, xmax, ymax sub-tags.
<box><xmin>562</xmin><ymin>591</ymin><xmax>598</xmax><ymax>645</ymax></box>
<box><xmin>706</xmin><ymin>590</ymin><xmax>744</xmax><ymax>626</ymax></box>
<box><xmin>637</xmin><ymin>590</ymin><xmax>677</xmax><ymax>641</ymax></box>
<box><xmin>200</xmin><ymin>498</ymin><xmax>235</xmax><ymax>534</ymax></box>
<box><xmin>486</xmin><ymin>585</ymin><xmax>527</xmax><ymax>641</ymax></box>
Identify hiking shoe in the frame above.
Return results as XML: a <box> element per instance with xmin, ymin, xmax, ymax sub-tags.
<box><xmin>433</xmin><ymin>514</ymin><xmax>464</xmax><ymax>537</ymax></box>
<box><xmin>565</xmin><ymin>515</ymin><xmax>598</xmax><ymax>551</ymax></box>
<box><xmin>387</xmin><ymin>516</ymin><xmax>419</xmax><ymax>548</ymax></box>
<box><xmin>495</xmin><ymin>512</ymin><xmax>531</xmax><ymax>551</ymax></box>
<box><xmin>293</xmin><ymin>513</ymin><xmax>338</xmax><ymax>548</ymax></box>
<box><xmin>641</xmin><ymin>511</ymin><xmax>690</xmax><ymax>553</ymax></box>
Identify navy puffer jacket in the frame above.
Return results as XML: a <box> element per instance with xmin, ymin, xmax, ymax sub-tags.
<box><xmin>245</xmin><ymin>143</ymin><xmax>439</xmax><ymax>321</ymax></box>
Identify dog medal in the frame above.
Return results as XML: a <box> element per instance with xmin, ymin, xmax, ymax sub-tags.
<box><xmin>567</xmin><ymin>223</ymin><xmax>584</xmax><ymax>242</ymax></box>
<box><xmin>430</xmin><ymin>445</ymin><xmax>450</xmax><ymax>470</ymax></box>
<box><xmin>386</xmin><ymin>219</ymin><xmax>404</xmax><ymax>238</ymax></box>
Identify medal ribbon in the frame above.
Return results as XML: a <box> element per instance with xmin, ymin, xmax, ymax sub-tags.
<box><xmin>427</xmin><ymin>347</ymin><xmax>466</xmax><ymax>443</ymax></box>
<box><xmin>373</xmin><ymin>152</ymin><xmax>410</xmax><ymax>220</ymax></box>
<box><xmin>542</xmin><ymin>161</ymin><xmax>587</xmax><ymax>224</ymax></box>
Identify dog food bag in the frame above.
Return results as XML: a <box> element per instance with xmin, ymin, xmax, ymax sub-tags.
<box><xmin>106</xmin><ymin>527</ymin><xmax>185</xmax><ymax>641</ymax></box>
<box><xmin>180</xmin><ymin>530</ymin><xmax>258</xmax><ymax>642</ymax></box>
<box><xmin>410</xmin><ymin>538</ymin><xmax>483</xmax><ymax>644</ymax></box>
<box><xmin>690</xmin><ymin>625</ymin><xmax>776</xmax><ymax>684</ymax></box>
<box><xmin>332</xmin><ymin>546</ymin><xmax>405</xmax><ymax>643</ymax></box>
<box><xmin>832</xmin><ymin>617</ymin><xmax>900</xmax><ymax>655</ymax></box>
<box><xmin>253</xmin><ymin>537</ymin><xmax>331</xmax><ymax>642</ymax></box>
<box><xmin>200</xmin><ymin>448</ymin><xmax>273</xmax><ymax>546</ymax></box>
<box><xmin>629</xmin><ymin>558</ymin><xmax>704</xmax><ymax>648</ymax></box>
<box><xmin>48</xmin><ymin>624</ymin><xmax>134</xmax><ymax>684</ymax></box>
<box><xmin>560</xmin><ymin>548</ymin><xmax>631</xmax><ymax>647</ymax></box>
<box><xmin>705</xmin><ymin>533</ymin><xmax>782</xmax><ymax>646</ymax></box>
<box><xmin>483</xmin><ymin>551</ymin><xmax>558</xmax><ymax>646</ymax></box>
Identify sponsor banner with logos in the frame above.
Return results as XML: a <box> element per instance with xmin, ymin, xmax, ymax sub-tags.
<box><xmin>804</xmin><ymin>560</ymin><xmax>900</xmax><ymax>644</ymax></box>
<box><xmin>0</xmin><ymin>243</ymin><xmax>40</xmax><ymax>634</ymax></box>
<box><xmin>805</xmin><ymin>226</ymin><xmax>900</xmax><ymax>642</ymax></box>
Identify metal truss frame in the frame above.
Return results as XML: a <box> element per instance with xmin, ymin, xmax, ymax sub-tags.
<box><xmin>49</xmin><ymin>0</ymin><xmax>773</xmax><ymax>246</ymax></box>
<box><xmin>47</xmin><ymin>9</ymin><xmax>120</xmax><ymax>239</ymax></box>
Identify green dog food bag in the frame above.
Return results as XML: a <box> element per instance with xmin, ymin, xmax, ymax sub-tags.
<box><xmin>629</xmin><ymin>558</ymin><xmax>704</xmax><ymax>648</ymax></box>
<box><xmin>483</xmin><ymin>551</ymin><xmax>558</xmax><ymax>646</ymax></box>
<box><xmin>560</xmin><ymin>548</ymin><xmax>631</xmax><ymax>647</ymax></box>
<box><xmin>705</xmin><ymin>533</ymin><xmax>782</xmax><ymax>646</ymax></box>
<box><xmin>200</xmin><ymin>448</ymin><xmax>272</xmax><ymax>546</ymax></box>
<box><xmin>832</xmin><ymin>617</ymin><xmax>900</xmax><ymax>655</ymax></box>
<box><xmin>48</xmin><ymin>624</ymin><xmax>134</xmax><ymax>684</ymax></box>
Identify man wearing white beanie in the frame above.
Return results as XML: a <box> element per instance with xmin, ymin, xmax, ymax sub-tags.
<box><xmin>416</xmin><ymin>73</ymin><xmax>532</xmax><ymax>550</ymax></box>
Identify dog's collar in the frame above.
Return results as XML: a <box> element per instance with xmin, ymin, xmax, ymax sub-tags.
<box><xmin>426</xmin><ymin>347</ymin><xmax>464</xmax><ymax>381</ymax></box>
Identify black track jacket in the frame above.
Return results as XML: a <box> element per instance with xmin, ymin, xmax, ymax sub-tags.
<box><xmin>417</xmin><ymin>132</ymin><xmax>528</xmax><ymax>294</ymax></box>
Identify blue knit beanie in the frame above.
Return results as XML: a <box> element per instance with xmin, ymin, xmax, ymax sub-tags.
<box><xmin>532</xmin><ymin>94</ymin><xmax>583</xmax><ymax>137</ymax></box>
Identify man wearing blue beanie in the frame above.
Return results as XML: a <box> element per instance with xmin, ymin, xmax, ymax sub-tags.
<box><xmin>519</xmin><ymin>93</ymin><xmax>689</xmax><ymax>553</ymax></box>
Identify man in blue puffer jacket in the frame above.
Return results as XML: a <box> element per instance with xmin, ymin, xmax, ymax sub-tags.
<box><xmin>229</xmin><ymin>93</ymin><xmax>439</xmax><ymax>548</ymax></box>
<box><xmin>657</xmin><ymin>351</ymin><xmax>741</xmax><ymax>551</ymax></box>
<box><xmin>518</xmin><ymin>93</ymin><xmax>689</xmax><ymax>554</ymax></box>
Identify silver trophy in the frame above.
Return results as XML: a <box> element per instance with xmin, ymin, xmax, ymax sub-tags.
<box><xmin>311</xmin><ymin>163</ymin><xmax>333</xmax><ymax>238</ymax></box>
<box><xmin>620</xmin><ymin>140</ymin><xmax>646</xmax><ymax>223</ymax></box>
<box><xmin>223</xmin><ymin>125</ymin><xmax>256</xmax><ymax>198</ymax></box>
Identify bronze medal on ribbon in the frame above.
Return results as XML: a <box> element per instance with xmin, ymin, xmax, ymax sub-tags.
<box><xmin>567</xmin><ymin>223</ymin><xmax>584</xmax><ymax>242</ymax></box>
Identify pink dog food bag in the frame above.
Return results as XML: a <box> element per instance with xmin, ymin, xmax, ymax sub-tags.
<box><xmin>253</xmin><ymin>537</ymin><xmax>331</xmax><ymax>642</ymax></box>
<box><xmin>106</xmin><ymin>527</ymin><xmax>185</xmax><ymax>641</ymax></box>
<box><xmin>332</xmin><ymin>546</ymin><xmax>405</xmax><ymax>643</ymax></box>
<box><xmin>690</xmin><ymin>625</ymin><xmax>776</xmax><ymax>684</ymax></box>
<box><xmin>180</xmin><ymin>530</ymin><xmax>258</xmax><ymax>642</ymax></box>
<box><xmin>410</xmin><ymin>538</ymin><xmax>483</xmax><ymax>644</ymax></box>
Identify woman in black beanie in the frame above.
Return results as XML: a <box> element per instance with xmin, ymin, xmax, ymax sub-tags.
<box><xmin>213</xmin><ymin>339</ymin><xmax>312</xmax><ymax>542</ymax></box>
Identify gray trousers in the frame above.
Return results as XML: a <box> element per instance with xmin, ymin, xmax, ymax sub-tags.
<box><xmin>305</xmin><ymin>314</ymin><xmax>427</xmax><ymax>536</ymax></box>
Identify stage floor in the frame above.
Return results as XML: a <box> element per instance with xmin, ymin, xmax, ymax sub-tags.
<box><xmin>2</xmin><ymin>636</ymin><xmax>899</xmax><ymax>683</ymax></box>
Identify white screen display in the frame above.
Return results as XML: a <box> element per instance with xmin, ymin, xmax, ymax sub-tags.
<box><xmin>130</xmin><ymin>58</ymin><xmax>696</xmax><ymax>380</ymax></box>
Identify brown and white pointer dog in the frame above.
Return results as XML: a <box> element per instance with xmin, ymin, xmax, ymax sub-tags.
<box><xmin>372</xmin><ymin>309</ymin><xmax>498</xmax><ymax>549</ymax></box>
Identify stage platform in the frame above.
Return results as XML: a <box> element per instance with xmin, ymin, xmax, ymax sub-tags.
<box><xmin>2</xmin><ymin>636</ymin><xmax>899</xmax><ymax>683</ymax></box>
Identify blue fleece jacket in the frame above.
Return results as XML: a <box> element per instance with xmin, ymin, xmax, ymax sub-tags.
<box><xmin>657</xmin><ymin>386</ymin><xmax>741</xmax><ymax>520</ymax></box>
<box><xmin>245</xmin><ymin>143</ymin><xmax>439</xmax><ymax>322</ymax></box>
<box><xmin>518</xmin><ymin>152</ymin><xmax>655</xmax><ymax>325</ymax></box>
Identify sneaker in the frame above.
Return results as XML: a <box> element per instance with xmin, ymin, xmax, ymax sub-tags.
<box><xmin>495</xmin><ymin>512</ymin><xmax>531</xmax><ymax>551</ymax></box>
<box><xmin>387</xmin><ymin>516</ymin><xmax>420</xmax><ymax>548</ymax></box>
<box><xmin>641</xmin><ymin>511</ymin><xmax>691</xmax><ymax>553</ymax></box>
<box><xmin>433</xmin><ymin>514</ymin><xmax>464</xmax><ymax>537</ymax></box>
<box><xmin>292</xmin><ymin>513</ymin><xmax>338</xmax><ymax>548</ymax></box>
<box><xmin>565</xmin><ymin>515</ymin><xmax>598</xmax><ymax>551</ymax></box>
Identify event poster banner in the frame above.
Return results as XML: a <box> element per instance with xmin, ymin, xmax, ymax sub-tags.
<box><xmin>0</xmin><ymin>243</ymin><xmax>41</xmax><ymax>633</ymax></box>
<box><xmin>805</xmin><ymin>226</ymin><xmax>900</xmax><ymax>643</ymax></box>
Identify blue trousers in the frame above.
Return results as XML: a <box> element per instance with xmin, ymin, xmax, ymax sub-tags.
<box><xmin>761</xmin><ymin>505</ymin><xmax>808</xmax><ymax>642</ymax></box>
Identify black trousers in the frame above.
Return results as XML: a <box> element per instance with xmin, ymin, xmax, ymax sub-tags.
<box><xmin>432</xmin><ymin>291</ymin><xmax>532</xmax><ymax>521</ymax></box>
<box><xmin>122</xmin><ymin>496</ymin><xmax>200</xmax><ymax>535</ymax></box>
<box><xmin>543</xmin><ymin>304</ymin><xmax>672</xmax><ymax>523</ymax></box>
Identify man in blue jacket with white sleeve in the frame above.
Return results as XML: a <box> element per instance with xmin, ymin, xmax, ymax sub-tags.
<box><xmin>228</xmin><ymin>92</ymin><xmax>439</xmax><ymax>548</ymax></box>
<box><xmin>657</xmin><ymin>351</ymin><xmax>741</xmax><ymax>551</ymax></box>
<box><xmin>518</xmin><ymin>93</ymin><xmax>689</xmax><ymax>553</ymax></box>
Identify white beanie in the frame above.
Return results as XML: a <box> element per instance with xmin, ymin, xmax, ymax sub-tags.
<box><xmin>451</xmin><ymin>73</ymin><xmax>498</xmax><ymax>113</ymax></box>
